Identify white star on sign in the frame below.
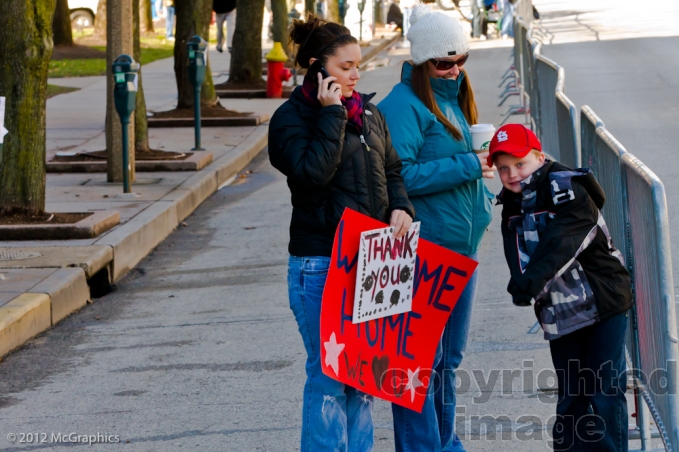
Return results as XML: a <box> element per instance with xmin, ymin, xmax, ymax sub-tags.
<box><xmin>324</xmin><ymin>332</ymin><xmax>345</xmax><ymax>376</ymax></box>
<box><xmin>405</xmin><ymin>367</ymin><xmax>423</xmax><ymax>403</ymax></box>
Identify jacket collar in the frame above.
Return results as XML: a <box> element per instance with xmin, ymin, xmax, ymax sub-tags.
<box><xmin>289</xmin><ymin>85</ymin><xmax>376</xmax><ymax>120</ymax></box>
<box><xmin>400</xmin><ymin>61</ymin><xmax>464</xmax><ymax>104</ymax></box>
<box><xmin>496</xmin><ymin>160</ymin><xmax>553</xmax><ymax>206</ymax></box>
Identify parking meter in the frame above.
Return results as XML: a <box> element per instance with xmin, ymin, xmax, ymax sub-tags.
<box><xmin>112</xmin><ymin>54</ymin><xmax>139</xmax><ymax>194</ymax></box>
<box><xmin>187</xmin><ymin>35</ymin><xmax>207</xmax><ymax>151</ymax></box>
<box><xmin>357</xmin><ymin>0</ymin><xmax>366</xmax><ymax>41</ymax></box>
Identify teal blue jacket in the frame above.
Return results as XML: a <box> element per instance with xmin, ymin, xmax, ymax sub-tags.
<box><xmin>378</xmin><ymin>62</ymin><xmax>493</xmax><ymax>256</ymax></box>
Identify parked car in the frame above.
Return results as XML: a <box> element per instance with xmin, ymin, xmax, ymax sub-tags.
<box><xmin>68</xmin><ymin>0</ymin><xmax>99</xmax><ymax>28</ymax></box>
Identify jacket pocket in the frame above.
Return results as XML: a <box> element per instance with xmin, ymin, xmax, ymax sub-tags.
<box><xmin>540</xmin><ymin>260</ymin><xmax>599</xmax><ymax>339</ymax></box>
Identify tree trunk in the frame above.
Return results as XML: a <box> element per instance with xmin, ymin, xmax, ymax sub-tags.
<box><xmin>53</xmin><ymin>0</ymin><xmax>74</xmax><ymax>46</ymax></box>
<box><xmin>173</xmin><ymin>0</ymin><xmax>218</xmax><ymax>109</ymax></box>
<box><xmin>374</xmin><ymin>0</ymin><xmax>383</xmax><ymax>26</ymax></box>
<box><xmin>271</xmin><ymin>0</ymin><xmax>288</xmax><ymax>46</ymax></box>
<box><xmin>0</xmin><ymin>0</ymin><xmax>55</xmax><ymax>216</ymax></box>
<box><xmin>228</xmin><ymin>0</ymin><xmax>265</xmax><ymax>85</ymax></box>
<box><xmin>305</xmin><ymin>0</ymin><xmax>315</xmax><ymax>15</ymax></box>
<box><xmin>326</xmin><ymin>0</ymin><xmax>339</xmax><ymax>23</ymax></box>
<box><xmin>94</xmin><ymin>0</ymin><xmax>107</xmax><ymax>38</ymax></box>
<box><xmin>140</xmin><ymin>0</ymin><xmax>154</xmax><ymax>33</ymax></box>
<box><xmin>133</xmin><ymin>0</ymin><xmax>150</xmax><ymax>151</ymax></box>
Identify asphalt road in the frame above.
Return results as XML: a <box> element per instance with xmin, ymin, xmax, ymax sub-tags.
<box><xmin>2</xmin><ymin>2</ymin><xmax>676</xmax><ymax>449</ymax></box>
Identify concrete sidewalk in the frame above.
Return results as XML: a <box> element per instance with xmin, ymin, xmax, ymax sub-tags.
<box><xmin>0</xmin><ymin>33</ymin><xmax>401</xmax><ymax>360</ymax></box>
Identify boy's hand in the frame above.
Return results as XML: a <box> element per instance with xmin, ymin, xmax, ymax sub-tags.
<box><xmin>390</xmin><ymin>209</ymin><xmax>413</xmax><ymax>240</ymax></box>
<box><xmin>477</xmin><ymin>152</ymin><xmax>496</xmax><ymax>179</ymax></box>
<box><xmin>512</xmin><ymin>295</ymin><xmax>532</xmax><ymax>307</ymax></box>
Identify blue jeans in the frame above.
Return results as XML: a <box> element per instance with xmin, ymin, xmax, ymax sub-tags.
<box><xmin>549</xmin><ymin>312</ymin><xmax>629</xmax><ymax>452</ymax></box>
<box><xmin>288</xmin><ymin>256</ymin><xmax>375</xmax><ymax>452</ymax></box>
<box><xmin>165</xmin><ymin>6</ymin><xmax>175</xmax><ymax>38</ymax></box>
<box><xmin>500</xmin><ymin>0</ymin><xmax>515</xmax><ymax>37</ymax></box>
<box><xmin>392</xmin><ymin>260</ymin><xmax>479</xmax><ymax>452</ymax></box>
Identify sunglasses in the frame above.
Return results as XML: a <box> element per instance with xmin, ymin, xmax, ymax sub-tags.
<box><xmin>429</xmin><ymin>53</ymin><xmax>470</xmax><ymax>71</ymax></box>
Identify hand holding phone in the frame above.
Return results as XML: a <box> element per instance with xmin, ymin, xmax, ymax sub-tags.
<box><xmin>316</xmin><ymin>71</ymin><xmax>342</xmax><ymax>107</ymax></box>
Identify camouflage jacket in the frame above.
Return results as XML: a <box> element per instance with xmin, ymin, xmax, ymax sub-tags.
<box><xmin>498</xmin><ymin>161</ymin><xmax>632</xmax><ymax>340</ymax></box>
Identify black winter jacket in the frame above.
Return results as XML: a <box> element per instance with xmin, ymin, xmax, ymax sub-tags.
<box><xmin>498</xmin><ymin>160</ymin><xmax>632</xmax><ymax>340</ymax></box>
<box><xmin>268</xmin><ymin>87</ymin><xmax>415</xmax><ymax>257</ymax></box>
<box><xmin>213</xmin><ymin>0</ymin><xmax>236</xmax><ymax>14</ymax></box>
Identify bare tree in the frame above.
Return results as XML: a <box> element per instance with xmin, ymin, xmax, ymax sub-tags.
<box><xmin>0</xmin><ymin>0</ymin><xmax>55</xmax><ymax>215</ymax></box>
<box><xmin>173</xmin><ymin>0</ymin><xmax>218</xmax><ymax>108</ymax></box>
<box><xmin>94</xmin><ymin>0</ymin><xmax>107</xmax><ymax>38</ymax></box>
<box><xmin>53</xmin><ymin>0</ymin><xmax>75</xmax><ymax>46</ymax></box>
<box><xmin>227</xmin><ymin>0</ymin><xmax>265</xmax><ymax>85</ymax></box>
<box><xmin>133</xmin><ymin>0</ymin><xmax>151</xmax><ymax>151</ymax></box>
<box><xmin>140</xmin><ymin>0</ymin><xmax>154</xmax><ymax>33</ymax></box>
<box><xmin>271</xmin><ymin>0</ymin><xmax>289</xmax><ymax>46</ymax></box>
<box><xmin>326</xmin><ymin>0</ymin><xmax>339</xmax><ymax>23</ymax></box>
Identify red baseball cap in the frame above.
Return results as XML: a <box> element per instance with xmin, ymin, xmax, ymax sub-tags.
<box><xmin>487</xmin><ymin>124</ymin><xmax>542</xmax><ymax>167</ymax></box>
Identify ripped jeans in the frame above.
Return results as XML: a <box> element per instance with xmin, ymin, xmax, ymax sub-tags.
<box><xmin>288</xmin><ymin>256</ymin><xmax>375</xmax><ymax>452</ymax></box>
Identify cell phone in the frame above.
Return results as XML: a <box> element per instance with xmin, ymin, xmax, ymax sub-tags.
<box><xmin>308</xmin><ymin>60</ymin><xmax>331</xmax><ymax>87</ymax></box>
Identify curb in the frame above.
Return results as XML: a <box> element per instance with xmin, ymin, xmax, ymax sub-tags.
<box><xmin>147</xmin><ymin>115</ymin><xmax>269</xmax><ymax>128</ymax></box>
<box><xmin>0</xmin><ymin>211</ymin><xmax>120</xmax><ymax>241</ymax></box>
<box><xmin>360</xmin><ymin>33</ymin><xmax>402</xmax><ymax>69</ymax></box>
<box><xmin>0</xmin><ymin>125</ymin><xmax>269</xmax><ymax>359</ymax></box>
<box><xmin>46</xmin><ymin>152</ymin><xmax>214</xmax><ymax>173</ymax></box>
<box><xmin>95</xmin><ymin>124</ymin><xmax>268</xmax><ymax>282</ymax></box>
<box><xmin>0</xmin><ymin>294</ymin><xmax>51</xmax><ymax>359</ymax></box>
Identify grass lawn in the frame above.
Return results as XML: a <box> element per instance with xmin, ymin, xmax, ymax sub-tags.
<box><xmin>49</xmin><ymin>39</ymin><xmax>175</xmax><ymax>78</ymax></box>
<box><xmin>47</xmin><ymin>84</ymin><xmax>81</xmax><ymax>99</ymax></box>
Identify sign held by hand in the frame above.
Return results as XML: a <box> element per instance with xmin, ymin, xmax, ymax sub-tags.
<box><xmin>321</xmin><ymin>208</ymin><xmax>478</xmax><ymax>412</ymax></box>
<box><xmin>353</xmin><ymin>222</ymin><xmax>420</xmax><ymax>323</ymax></box>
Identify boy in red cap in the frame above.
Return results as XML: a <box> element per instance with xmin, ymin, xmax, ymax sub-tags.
<box><xmin>489</xmin><ymin>124</ymin><xmax>632</xmax><ymax>451</ymax></box>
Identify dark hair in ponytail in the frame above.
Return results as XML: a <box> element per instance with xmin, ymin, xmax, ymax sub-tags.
<box><xmin>289</xmin><ymin>14</ymin><xmax>358</xmax><ymax>68</ymax></box>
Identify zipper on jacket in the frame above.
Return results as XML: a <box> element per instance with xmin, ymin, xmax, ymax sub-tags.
<box><xmin>360</xmin><ymin>112</ymin><xmax>376</xmax><ymax>217</ymax></box>
<box><xmin>360</xmin><ymin>135</ymin><xmax>371</xmax><ymax>152</ymax></box>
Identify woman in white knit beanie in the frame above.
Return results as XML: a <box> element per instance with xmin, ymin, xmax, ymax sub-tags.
<box><xmin>378</xmin><ymin>4</ymin><xmax>495</xmax><ymax>452</ymax></box>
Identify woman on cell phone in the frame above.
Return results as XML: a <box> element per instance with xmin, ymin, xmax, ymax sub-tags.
<box><xmin>268</xmin><ymin>14</ymin><xmax>415</xmax><ymax>452</ymax></box>
<box><xmin>378</xmin><ymin>5</ymin><xmax>495</xmax><ymax>452</ymax></box>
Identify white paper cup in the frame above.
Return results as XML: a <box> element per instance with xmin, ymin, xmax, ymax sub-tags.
<box><xmin>471</xmin><ymin>124</ymin><xmax>496</xmax><ymax>154</ymax></box>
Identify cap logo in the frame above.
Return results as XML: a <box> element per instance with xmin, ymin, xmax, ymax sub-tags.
<box><xmin>448</xmin><ymin>51</ymin><xmax>457</xmax><ymax>55</ymax></box>
<box><xmin>497</xmin><ymin>131</ymin><xmax>508</xmax><ymax>142</ymax></box>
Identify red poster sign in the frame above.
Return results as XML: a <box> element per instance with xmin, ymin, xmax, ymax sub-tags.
<box><xmin>320</xmin><ymin>208</ymin><xmax>478</xmax><ymax>412</ymax></box>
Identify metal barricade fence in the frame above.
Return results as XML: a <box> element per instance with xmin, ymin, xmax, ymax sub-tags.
<box><xmin>501</xmin><ymin>18</ymin><xmax>530</xmax><ymax>125</ymax></box>
<box><xmin>505</xmin><ymin>9</ymin><xmax>679</xmax><ymax>450</ymax></box>
<box><xmin>555</xmin><ymin>90</ymin><xmax>580</xmax><ymax>168</ymax></box>
<box><xmin>534</xmin><ymin>54</ymin><xmax>560</xmax><ymax>158</ymax></box>
<box><xmin>515</xmin><ymin>0</ymin><xmax>533</xmax><ymax>24</ymax></box>
<box><xmin>583</xmin><ymin>122</ymin><xmax>641</xmax><ymax>414</ymax></box>
<box><xmin>513</xmin><ymin>17</ymin><xmax>522</xmax><ymax>79</ymax></box>
<box><xmin>515</xmin><ymin>20</ymin><xmax>532</xmax><ymax>123</ymax></box>
<box><xmin>590</xmin><ymin>126</ymin><xmax>627</xmax><ymax>251</ymax></box>
<box><xmin>580</xmin><ymin>106</ymin><xmax>605</xmax><ymax>170</ymax></box>
<box><xmin>622</xmin><ymin>153</ymin><xmax>679</xmax><ymax>452</ymax></box>
<box><xmin>525</xmin><ymin>30</ymin><xmax>540</xmax><ymax>131</ymax></box>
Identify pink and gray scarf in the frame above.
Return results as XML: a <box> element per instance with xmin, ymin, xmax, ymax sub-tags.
<box><xmin>301</xmin><ymin>77</ymin><xmax>364</xmax><ymax>130</ymax></box>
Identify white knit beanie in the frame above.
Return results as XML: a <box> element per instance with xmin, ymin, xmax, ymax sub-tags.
<box><xmin>406</xmin><ymin>4</ymin><xmax>469</xmax><ymax>65</ymax></box>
